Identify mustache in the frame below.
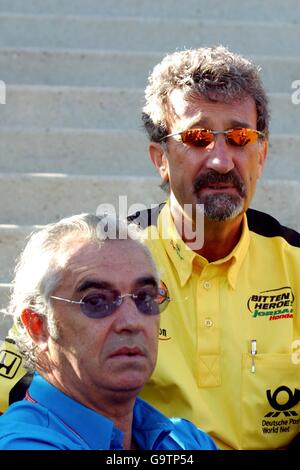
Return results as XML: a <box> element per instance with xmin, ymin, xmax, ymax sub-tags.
<box><xmin>193</xmin><ymin>170</ymin><xmax>246</xmax><ymax>197</ymax></box>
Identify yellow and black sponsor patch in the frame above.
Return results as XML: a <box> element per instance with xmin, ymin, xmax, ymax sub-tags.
<box><xmin>247</xmin><ymin>287</ymin><xmax>294</xmax><ymax>321</ymax></box>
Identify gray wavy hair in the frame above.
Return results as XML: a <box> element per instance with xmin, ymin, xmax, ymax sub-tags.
<box><xmin>7</xmin><ymin>213</ymin><xmax>154</xmax><ymax>371</ymax></box>
<box><xmin>142</xmin><ymin>45</ymin><xmax>270</xmax><ymax>143</ymax></box>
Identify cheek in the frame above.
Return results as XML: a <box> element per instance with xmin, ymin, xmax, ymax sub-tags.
<box><xmin>147</xmin><ymin>320</ymin><xmax>160</xmax><ymax>354</ymax></box>
<box><xmin>59</xmin><ymin>317</ymin><xmax>106</xmax><ymax>355</ymax></box>
<box><xmin>235</xmin><ymin>153</ymin><xmax>258</xmax><ymax>182</ymax></box>
<box><xmin>248</xmin><ymin>161</ymin><xmax>262</xmax><ymax>184</ymax></box>
<box><xmin>169</xmin><ymin>146</ymin><xmax>196</xmax><ymax>174</ymax></box>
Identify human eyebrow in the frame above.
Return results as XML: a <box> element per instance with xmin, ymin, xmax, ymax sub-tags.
<box><xmin>228</xmin><ymin>120</ymin><xmax>251</xmax><ymax>129</ymax></box>
<box><xmin>182</xmin><ymin>119</ymin><xmax>253</xmax><ymax>131</ymax></box>
<box><xmin>76</xmin><ymin>280</ymin><xmax>112</xmax><ymax>293</ymax></box>
<box><xmin>134</xmin><ymin>276</ymin><xmax>158</xmax><ymax>289</ymax></box>
<box><xmin>182</xmin><ymin>116</ymin><xmax>211</xmax><ymax>130</ymax></box>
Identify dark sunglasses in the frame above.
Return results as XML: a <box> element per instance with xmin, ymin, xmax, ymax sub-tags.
<box><xmin>50</xmin><ymin>285</ymin><xmax>170</xmax><ymax>319</ymax></box>
<box><xmin>161</xmin><ymin>127</ymin><xmax>265</xmax><ymax>148</ymax></box>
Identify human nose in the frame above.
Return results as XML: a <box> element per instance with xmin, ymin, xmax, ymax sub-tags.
<box><xmin>113</xmin><ymin>295</ymin><xmax>145</xmax><ymax>333</ymax></box>
<box><xmin>205</xmin><ymin>134</ymin><xmax>235</xmax><ymax>174</ymax></box>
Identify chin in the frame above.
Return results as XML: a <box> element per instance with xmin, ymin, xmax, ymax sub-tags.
<box><xmin>108</xmin><ymin>381</ymin><xmax>145</xmax><ymax>398</ymax></box>
<box><xmin>109</xmin><ymin>369</ymin><xmax>150</xmax><ymax>392</ymax></box>
<box><xmin>202</xmin><ymin>194</ymin><xmax>244</xmax><ymax>221</ymax></box>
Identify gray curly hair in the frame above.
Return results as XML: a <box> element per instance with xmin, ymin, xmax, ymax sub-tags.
<box><xmin>142</xmin><ymin>45</ymin><xmax>269</xmax><ymax>143</ymax></box>
<box><xmin>7</xmin><ymin>213</ymin><xmax>153</xmax><ymax>371</ymax></box>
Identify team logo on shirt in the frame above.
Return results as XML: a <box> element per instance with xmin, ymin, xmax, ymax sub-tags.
<box><xmin>159</xmin><ymin>327</ymin><xmax>171</xmax><ymax>341</ymax></box>
<box><xmin>0</xmin><ymin>349</ymin><xmax>22</xmax><ymax>379</ymax></box>
<box><xmin>261</xmin><ymin>386</ymin><xmax>300</xmax><ymax>435</ymax></box>
<box><xmin>247</xmin><ymin>287</ymin><xmax>294</xmax><ymax>321</ymax></box>
<box><xmin>265</xmin><ymin>386</ymin><xmax>300</xmax><ymax>417</ymax></box>
<box><xmin>170</xmin><ymin>240</ymin><xmax>184</xmax><ymax>260</ymax></box>
<box><xmin>158</xmin><ymin>281</ymin><xmax>172</xmax><ymax>340</ymax></box>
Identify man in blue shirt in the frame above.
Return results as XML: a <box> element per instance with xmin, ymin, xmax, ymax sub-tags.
<box><xmin>0</xmin><ymin>213</ymin><xmax>217</xmax><ymax>450</ymax></box>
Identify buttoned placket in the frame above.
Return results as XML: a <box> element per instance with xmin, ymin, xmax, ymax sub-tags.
<box><xmin>195</xmin><ymin>262</ymin><xmax>222</xmax><ymax>387</ymax></box>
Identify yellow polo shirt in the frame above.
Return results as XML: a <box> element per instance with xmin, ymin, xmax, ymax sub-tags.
<box><xmin>139</xmin><ymin>201</ymin><xmax>300</xmax><ymax>449</ymax></box>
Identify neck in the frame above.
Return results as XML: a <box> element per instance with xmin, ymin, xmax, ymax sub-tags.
<box><xmin>170</xmin><ymin>199</ymin><xmax>244</xmax><ymax>262</ymax></box>
<box><xmin>41</xmin><ymin>370</ymin><xmax>138</xmax><ymax>449</ymax></box>
<box><xmin>195</xmin><ymin>217</ymin><xmax>243</xmax><ymax>261</ymax></box>
<box><xmin>103</xmin><ymin>403</ymin><xmax>135</xmax><ymax>450</ymax></box>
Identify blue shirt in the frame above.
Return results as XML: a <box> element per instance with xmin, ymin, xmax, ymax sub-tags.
<box><xmin>0</xmin><ymin>374</ymin><xmax>217</xmax><ymax>450</ymax></box>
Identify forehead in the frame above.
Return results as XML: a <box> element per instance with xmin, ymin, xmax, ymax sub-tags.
<box><xmin>60</xmin><ymin>239</ymin><xmax>155</xmax><ymax>292</ymax></box>
<box><xmin>167</xmin><ymin>89</ymin><xmax>257</xmax><ymax>129</ymax></box>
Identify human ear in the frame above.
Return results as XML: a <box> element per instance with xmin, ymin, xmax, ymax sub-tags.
<box><xmin>21</xmin><ymin>308</ymin><xmax>48</xmax><ymax>345</ymax></box>
<box><xmin>149</xmin><ymin>142</ymin><xmax>169</xmax><ymax>183</ymax></box>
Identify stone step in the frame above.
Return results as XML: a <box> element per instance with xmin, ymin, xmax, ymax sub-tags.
<box><xmin>0</xmin><ymin>128</ymin><xmax>298</xmax><ymax>181</ymax></box>
<box><xmin>0</xmin><ymin>48</ymin><xmax>298</xmax><ymax>93</ymax></box>
<box><xmin>1</xmin><ymin>87</ymin><xmax>299</xmax><ymax>134</ymax></box>
<box><xmin>0</xmin><ymin>128</ymin><xmax>154</xmax><ymax>177</ymax></box>
<box><xmin>0</xmin><ymin>85</ymin><xmax>141</xmax><ymax>130</ymax></box>
<box><xmin>0</xmin><ymin>174</ymin><xmax>298</xmax><ymax>227</ymax></box>
<box><xmin>0</xmin><ymin>0</ymin><xmax>300</xmax><ymax>23</ymax></box>
<box><xmin>252</xmin><ymin>180</ymin><xmax>300</xmax><ymax>232</ymax></box>
<box><xmin>0</xmin><ymin>14</ymin><xmax>299</xmax><ymax>55</ymax></box>
<box><xmin>263</xmin><ymin>135</ymin><xmax>300</xmax><ymax>180</ymax></box>
<box><xmin>0</xmin><ymin>173</ymin><xmax>165</xmax><ymax>225</ymax></box>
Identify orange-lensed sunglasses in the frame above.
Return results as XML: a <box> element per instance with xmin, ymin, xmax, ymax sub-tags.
<box><xmin>160</xmin><ymin>127</ymin><xmax>265</xmax><ymax>148</ymax></box>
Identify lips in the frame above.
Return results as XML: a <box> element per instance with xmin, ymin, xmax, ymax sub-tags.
<box><xmin>109</xmin><ymin>346</ymin><xmax>145</xmax><ymax>358</ymax></box>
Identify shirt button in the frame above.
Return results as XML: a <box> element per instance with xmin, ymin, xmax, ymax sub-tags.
<box><xmin>204</xmin><ymin>318</ymin><xmax>214</xmax><ymax>328</ymax></box>
<box><xmin>203</xmin><ymin>281</ymin><xmax>211</xmax><ymax>289</ymax></box>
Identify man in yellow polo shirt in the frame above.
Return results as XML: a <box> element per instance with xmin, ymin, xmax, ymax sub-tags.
<box><xmin>131</xmin><ymin>46</ymin><xmax>300</xmax><ymax>449</ymax></box>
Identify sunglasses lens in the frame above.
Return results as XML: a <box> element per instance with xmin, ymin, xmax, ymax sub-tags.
<box><xmin>134</xmin><ymin>291</ymin><xmax>160</xmax><ymax>315</ymax></box>
<box><xmin>81</xmin><ymin>291</ymin><xmax>119</xmax><ymax>318</ymax></box>
<box><xmin>134</xmin><ymin>286</ymin><xmax>169</xmax><ymax>315</ymax></box>
<box><xmin>181</xmin><ymin>129</ymin><xmax>214</xmax><ymax>147</ymax></box>
<box><xmin>227</xmin><ymin>128</ymin><xmax>257</xmax><ymax>146</ymax></box>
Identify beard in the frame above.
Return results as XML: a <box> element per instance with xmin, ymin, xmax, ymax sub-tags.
<box><xmin>194</xmin><ymin>170</ymin><xmax>247</xmax><ymax>222</ymax></box>
<box><xmin>199</xmin><ymin>192</ymin><xmax>244</xmax><ymax>221</ymax></box>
